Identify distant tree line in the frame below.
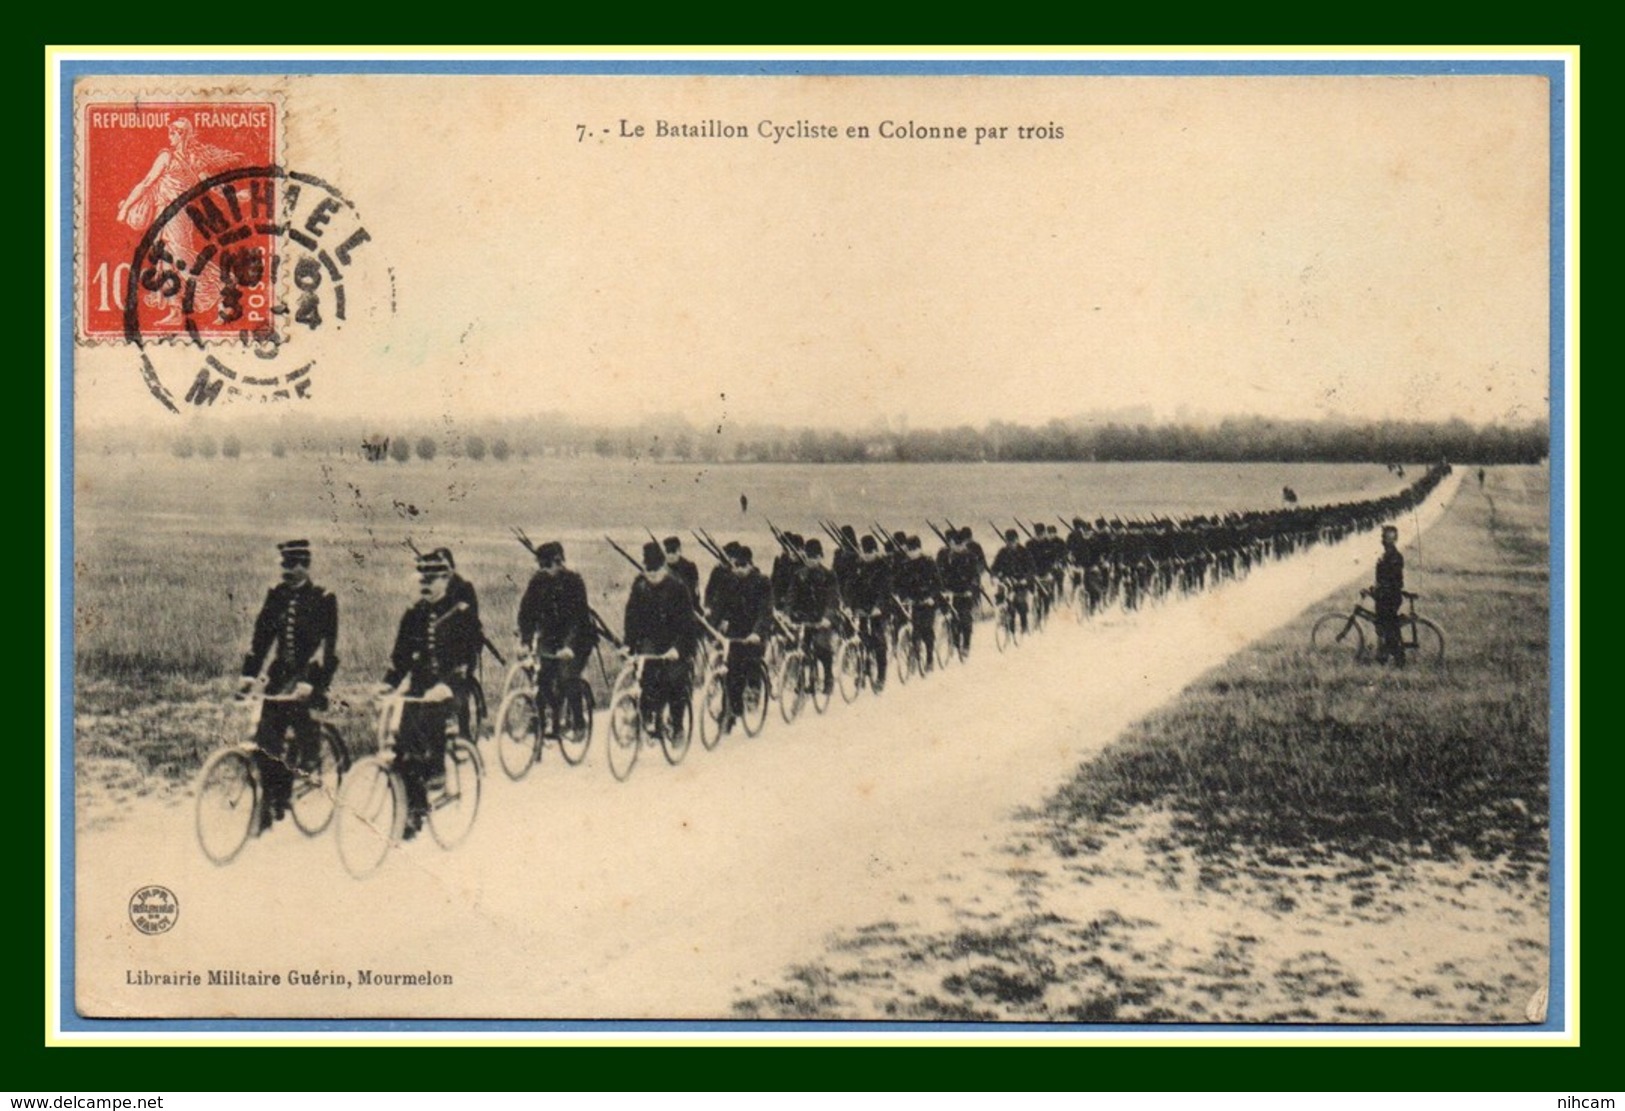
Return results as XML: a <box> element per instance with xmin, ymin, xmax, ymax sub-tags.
<box><xmin>139</xmin><ymin>414</ymin><xmax>1546</xmax><ymax>466</ymax></box>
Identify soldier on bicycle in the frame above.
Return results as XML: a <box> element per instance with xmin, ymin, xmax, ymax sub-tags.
<box><xmin>237</xmin><ymin>539</ymin><xmax>338</xmax><ymax>832</ymax></box>
<box><xmin>378</xmin><ymin>551</ymin><xmax>482</xmax><ymax>838</ymax></box>
<box><xmin>899</xmin><ymin>535</ymin><xmax>944</xmax><ymax>672</ymax></box>
<box><xmin>991</xmin><ymin>529</ymin><xmax>1036</xmax><ymax>633</ymax></box>
<box><xmin>706</xmin><ymin>543</ymin><xmax>774</xmax><ymax>733</ymax></box>
<box><xmin>849</xmin><ymin>535</ymin><xmax>894</xmax><ymax>691</ymax></box>
<box><xmin>517</xmin><ymin>540</ymin><xmax>597</xmax><ymax>736</ymax></box>
<box><xmin>788</xmin><ymin>537</ymin><xmax>840</xmax><ymax>695</ymax></box>
<box><xmin>624</xmin><ymin>541</ymin><xmax>698</xmax><ymax>738</ymax></box>
<box><xmin>939</xmin><ymin>527</ymin><xmax>981</xmax><ymax>656</ymax></box>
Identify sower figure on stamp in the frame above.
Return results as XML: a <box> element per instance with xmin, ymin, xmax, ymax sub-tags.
<box><xmin>238</xmin><ymin>539</ymin><xmax>338</xmax><ymax>832</ymax></box>
<box><xmin>379</xmin><ymin>552</ymin><xmax>482</xmax><ymax>838</ymax></box>
<box><xmin>624</xmin><ymin>542</ymin><xmax>698</xmax><ymax>739</ymax></box>
<box><xmin>517</xmin><ymin>540</ymin><xmax>596</xmax><ymax>737</ymax></box>
<box><xmin>1372</xmin><ymin>523</ymin><xmax>1406</xmax><ymax>668</ymax></box>
<box><xmin>707</xmin><ymin>544</ymin><xmax>774</xmax><ymax>734</ymax></box>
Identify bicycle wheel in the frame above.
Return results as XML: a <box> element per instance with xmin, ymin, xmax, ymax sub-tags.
<box><xmin>934</xmin><ymin>617</ymin><xmax>953</xmax><ymax>670</ymax></box>
<box><xmin>495</xmin><ymin>689</ymin><xmax>541</xmax><ymax>782</ymax></box>
<box><xmin>741</xmin><ymin>662</ymin><xmax>770</xmax><ymax>737</ymax></box>
<box><xmin>606</xmin><ymin>691</ymin><xmax>642</xmax><ymax>782</ymax></box>
<box><xmin>195</xmin><ymin>747</ymin><xmax>259</xmax><ymax>866</ymax></box>
<box><xmin>660</xmin><ymin>696</ymin><xmax>694</xmax><ymax>765</ymax></box>
<box><xmin>1311</xmin><ymin>613</ymin><xmax>1366</xmax><ymax>658</ymax></box>
<box><xmin>428</xmin><ymin>739</ymin><xmax>481</xmax><ymax>850</ymax></box>
<box><xmin>994</xmin><ymin>610</ymin><xmax>1011</xmax><ymax>653</ymax></box>
<box><xmin>335</xmin><ymin>756</ymin><xmax>403</xmax><ymax>879</ymax></box>
<box><xmin>699</xmin><ymin>672</ymin><xmax>728</xmax><ymax>751</ymax></box>
<box><xmin>891</xmin><ymin>628</ymin><xmax>912</xmax><ymax>685</ymax></box>
<box><xmin>835</xmin><ymin>639</ymin><xmax>864</xmax><ymax>703</ymax></box>
<box><xmin>810</xmin><ymin>650</ymin><xmax>832</xmax><ymax>714</ymax></box>
<box><xmin>290</xmin><ymin>725</ymin><xmax>346</xmax><ymax>837</ymax></box>
<box><xmin>557</xmin><ymin>680</ymin><xmax>594</xmax><ymax>766</ymax></box>
<box><xmin>1411</xmin><ymin>617</ymin><xmax>1446</xmax><ymax>665</ymax></box>
<box><xmin>462</xmin><ymin>681</ymin><xmax>486</xmax><ymax>744</ymax></box>
<box><xmin>779</xmin><ymin>652</ymin><xmax>807</xmax><ymax>724</ymax></box>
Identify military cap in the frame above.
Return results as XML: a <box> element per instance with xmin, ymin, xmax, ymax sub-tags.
<box><xmin>804</xmin><ymin>538</ymin><xmax>824</xmax><ymax>558</ymax></box>
<box><xmin>663</xmin><ymin>536</ymin><xmax>681</xmax><ymax>552</ymax></box>
<box><xmin>431</xmin><ymin>546</ymin><xmax>457</xmax><ymax>569</ymax></box>
<box><xmin>277</xmin><ymin>539</ymin><xmax>312</xmax><ymax>565</ymax></box>
<box><xmin>736</xmin><ymin>545</ymin><xmax>754</xmax><ymax>563</ymax></box>
<box><xmin>642</xmin><ymin>541</ymin><xmax>666</xmax><ymax>570</ymax></box>
<box><xmin>536</xmin><ymin>540</ymin><xmax>564</xmax><ymax>563</ymax></box>
<box><xmin>416</xmin><ymin>552</ymin><xmax>451</xmax><ymax>576</ymax></box>
<box><xmin>1005</xmin><ymin>529</ymin><xmax>1019</xmax><ymax>543</ymax></box>
<box><xmin>860</xmin><ymin>535</ymin><xmax>878</xmax><ymax>553</ymax></box>
<box><xmin>722</xmin><ymin>540</ymin><xmax>743</xmax><ymax>558</ymax></box>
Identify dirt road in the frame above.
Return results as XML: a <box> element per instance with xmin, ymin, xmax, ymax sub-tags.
<box><xmin>72</xmin><ymin>474</ymin><xmax>1463</xmax><ymax>1021</ymax></box>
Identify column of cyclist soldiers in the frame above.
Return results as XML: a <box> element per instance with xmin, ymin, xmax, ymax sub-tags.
<box><xmin>232</xmin><ymin>464</ymin><xmax>1450</xmax><ymax>842</ymax></box>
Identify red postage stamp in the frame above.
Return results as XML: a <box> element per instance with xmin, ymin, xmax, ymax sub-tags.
<box><xmin>78</xmin><ymin>99</ymin><xmax>279</xmax><ymax>342</ymax></box>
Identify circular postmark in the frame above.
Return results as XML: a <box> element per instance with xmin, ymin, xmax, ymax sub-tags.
<box><xmin>123</xmin><ymin>165</ymin><xmax>389</xmax><ymax>412</ymax></box>
<box><xmin>129</xmin><ymin>884</ymin><xmax>179</xmax><ymax>935</ymax></box>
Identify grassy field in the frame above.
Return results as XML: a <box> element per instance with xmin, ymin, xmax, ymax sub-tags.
<box><xmin>735</xmin><ymin>465</ymin><xmax>1551</xmax><ymax>1022</ymax></box>
<box><xmin>73</xmin><ymin>453</ymin><xmax>1407</xmax><ymax>687</ymax></box>
<box><xmin>66</xmin><ymin>453</ymin><xmax>1411</xmax><ymax>828</ymax></box>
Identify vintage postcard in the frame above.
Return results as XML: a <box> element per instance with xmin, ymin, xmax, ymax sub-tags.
<box><xmin>49</xmin><ymin>53</ymin><xmax>1575</xmax><ymax>1040</ymax></box>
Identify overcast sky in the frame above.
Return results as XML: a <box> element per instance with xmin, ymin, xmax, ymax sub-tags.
<box><xmin>72</xmin><ymin>73</ymin><xmax>1551</xmax><ymax>431</ymax></box>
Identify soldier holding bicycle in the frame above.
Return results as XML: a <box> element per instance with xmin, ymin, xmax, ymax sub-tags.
<box><xmin>787</xmin><ymin>538</ymin><xmax>840</xmax><ymax>695</ymax></box>
<box><xmin>378</xmin><ymin>551</ymin><xmax>483</xmax><ymax>838</ymax></box>
<box><xmin>517</xmin><ymin>540</ymin><xmax>597</xmax><ymax>737</ymax></box>
<box><xmin>1372</xmin><ymin>524</ymin><xmax>1406</xmax><ymax>668</ymax></box>
<box><xmin>624</xmin><ymin>541</ymin><xmax>698</xmax><ymax>738</ymax></box>
<box><xmin>237</xmin><ymin>539</ymin><xmax>338</xmax><ymax>832</ymax></box>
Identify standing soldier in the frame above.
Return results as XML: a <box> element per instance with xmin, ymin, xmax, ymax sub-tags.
<box><xmin>1372</xmin><ymin>524</ymin><xmax>1407</xmax><ymax>668</ymax></box>
<box><xmin>516</xmin><ymin>540</ymin><xmax>597</xmax><ymax>737</ymax></box>
<box><xmin>662</xmin><ymin>536</ymin><xmax>701</xmax><ymax>601</ymax></box>
<box><xmin>707</xmin><ymin>544</ymin><xmax>775</xmax><ymax>733</ymax></box>
<box><xmin>624</xmin><ymin>541</ymin><xmax>697</xmax><ymax>738</ymax></box>
<box><xmin>788</xmin><ymin>538</ymin><xmax>840</xmax><ymax>695</ymax></box>
<box><xmin>238</xmin><ymin>539</ymin><xmax>338</xmax><ymax>831</ymax></box>
<box><xmin>378</xmin><ymin>552</ymin><xmax>482</xmax><ymax>838</ymax></box>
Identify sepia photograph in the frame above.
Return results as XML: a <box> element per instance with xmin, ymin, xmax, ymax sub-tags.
<box><xmin>49</xmin><ymin>52</ymin><xmax>1573</xmax><ymax>1038</ymax></box>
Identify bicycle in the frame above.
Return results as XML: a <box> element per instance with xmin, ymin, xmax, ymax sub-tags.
<box><xmin>835</xmin><ymin>611</ymin><xmax>884</xmax><ymax>703</ymax></box>
<box><xmin>334</xmin><ymin>689</ymin><xmax>483</xmax><ymax>879</ymax></box>
<box><xmin>696</xmin><ymin>633</ymin><xmax>771</xmax><ymax>747</ymax></box>
<box><xmin>494</xmin><ymin>648</ymin><xmax>595</xmax><ymax>780</ymax></box>
<box><xmin>1311</xmin><ymin>589</ymin><xmax>1446</xmax><ymax>665</ymax></box>
<box><xmin>194</xmin><ymin>681</ymin><xmax>349</xmax><ymax>867</ymax></box>
<box><xmin>887</xmin><ymin>598</ymin><xmax>922</xmax><ymax>685</ymax></box>
<box><xmin>991</xmin><ymin>581</ymin><xmax>1026</xmax><ymax>653</ymax></box>
<box><xmin>777</xmin><ymin>621</ymin><xmax>833</xmax><ymax>724</ymax></box>
<box><xmin>605</xmin><ymin>650</ymin><xmax>693</xmax><ymax>781</ymax></box>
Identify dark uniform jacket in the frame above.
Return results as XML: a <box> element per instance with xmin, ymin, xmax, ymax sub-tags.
<box><xmin>242</xmin><ymin>580</ymin><xmax>339</xmax><ymax>696</ymax></box>
<box><xmin>991</xmin><ymin>544</ymin><xmax>1037</xmax><ymax>583</ymax></box>
<box><xmin>383</xmin><ymin>595</ymin><xmax>482</xmax><ymax>696</ymax></box>
<box><xmin>624</xmin><ymin>574</ymin><xmax>697</xmax><ymax>659</ymax></box>
<box><xmin>848</xmin><ymin>558</ymin><xmax>894</xmax><ymax>616</ymax></box>
<box><xmin>517</xmin><ymin>569</ymin><xmax>595</xmax><ymax>655</ymax></box>
<box><xmin>899</xmin><ymin>554</ymin><xmax>944</xmax><ymax>604</ymax></box>
<box><xmin>787</xmin><ymin>563</ymin><xmax>839</xmax><ymax>626</ymax></box>
<box><xmin>1374</xmin><ymin>546</ymin><xmax>1405</xmax><ymax>610</ymax></box>
<box><xmin>708</xmin><ymin>568</ymin><xmax>775</xmax><ymax>640</ymax></box>
<box><xmin>940</xmin><ymin>547</ymin><xmax>981</xmax><ymax>595</ymax></box>
<box><xmin>668</xmin><ymin>556</ymin><xmax>700</xmax><ymax>601</ymax></box>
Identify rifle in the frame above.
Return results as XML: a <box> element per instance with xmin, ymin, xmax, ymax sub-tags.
<box><xmin>510</xmin><ymin>526</ymin><xmax>537</xmax><ymax>556</ymax></box>
<box><xmin>604</xmin><ymin>536</ymin><xmax>644</xmax><ymax>574</ymax></box>
<box><xmin>988</xmin><ymin>519</ymin><xmax>1006</xmax><ymax>542</ymax></box>
<box><xmin>925</xmin><ymin>519</ymin><xmax>948</xmax><ymax>546</ymax></box>
<box><xmin>587</xmin><ymin>606</ymin><xmax>625</xmax><ymax>651</ymax></box>
<box><xmin>1014</xmin><ymin>518</ymin><xmax>1034</xmax><ymax>540</ymax></box>
<box><xmin>869</xmin><ymin>525</ymin><xmax>892</xmax><ymax>551</ymax></box>
<box><xmin>873</xmin><ymin>521</ymin><xmax>900</xmax><ymax>552</ymax></box>
<box><xmin>691</xmin><ymin>530</ymin><xmax>725</xmax><ymax>563</ymax></box>
<box><xmin>820</xmin><ymin>520</ymin><xmax>853</xmax><ymax>553</ymax></box>
<box><xmin>698</xmin><ymin>527</ymin><xmax>728</xmax><ymax>561</ymax></box>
